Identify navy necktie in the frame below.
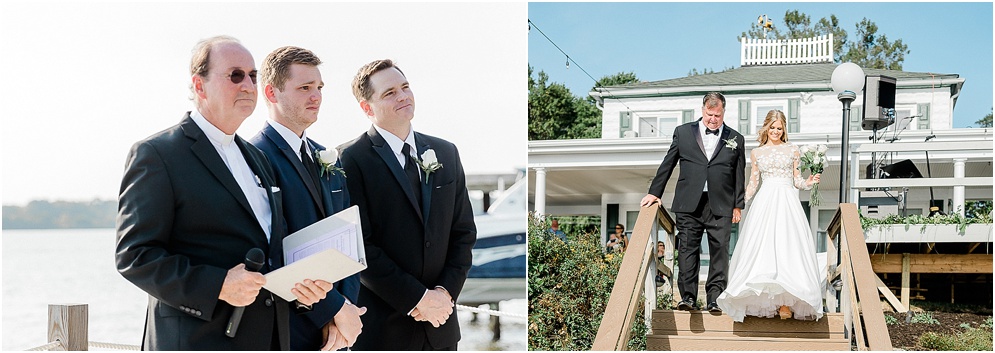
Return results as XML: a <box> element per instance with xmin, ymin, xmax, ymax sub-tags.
<box><xmin>402</xmin><ymin>143</ymin><xmax>422</xmax><ymax>203</ymax></box>
<box><xmin>300</xmin><ymin>142</ymin><xmax>322</xmax><ymax>191</ymax></box>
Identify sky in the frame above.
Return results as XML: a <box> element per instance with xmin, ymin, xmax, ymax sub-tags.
<box><xmin>1</xmin><ymin>2</ymin><xmax>526</xmax><ymax>205</ymax></box>
<box><xmin>528</xmin><ymin>2</ymin><xmax>993</xmax><ymax>129</ymax></box>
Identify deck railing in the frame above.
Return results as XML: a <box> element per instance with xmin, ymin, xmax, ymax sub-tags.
<box><xmin>740</xmin><ymin>34</ymin><xmax>834</xmax><ymax>66</ymax></box>
<box><xmin>826</xmin><ymin>203</ymin><xmax>893</xmax><ymax>351</ymax></box>
<box><xmin>592</xmin><ymin>204</ymin><xmax>675</xmax><ymax>350</ymax></box>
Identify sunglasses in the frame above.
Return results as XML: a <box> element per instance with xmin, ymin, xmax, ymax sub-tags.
<box><xmin>224</xmin><ymin>69</ymin><xmax>257</xmax><ymax>84</ymax></box>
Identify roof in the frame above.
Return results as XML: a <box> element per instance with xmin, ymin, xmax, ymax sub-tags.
<box><xmin>593</xmin><ymin>63</ymin><xmax>962</xmax><ymax>98</ymax></box>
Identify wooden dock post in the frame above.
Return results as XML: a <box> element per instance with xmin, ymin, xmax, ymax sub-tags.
<box><xmin>48</xmin><ymin>304</ymin><xmax>88</xmax><ymax>351</ymax></box>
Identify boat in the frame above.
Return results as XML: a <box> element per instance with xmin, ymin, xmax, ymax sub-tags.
<box><xmin>458</xmin><ymin>177</ymin><xmax>527</xmax><ymax>305</ymax></box>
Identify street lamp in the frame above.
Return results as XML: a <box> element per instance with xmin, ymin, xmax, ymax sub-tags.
<box><xmin>830</xmin><ymin>62</ymin><xmax>865</xmax><ymax>204</ymax></box>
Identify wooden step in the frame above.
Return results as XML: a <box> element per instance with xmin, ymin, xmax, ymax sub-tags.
<box><xmin>647</xmin><ymin>335</ymin><xmax>851</xmax><ymax>351</ymax></box>
<box><xmin>652</xmin><ymin>310</ymin><xmax>844</xmax><ymax>338</ymax></box>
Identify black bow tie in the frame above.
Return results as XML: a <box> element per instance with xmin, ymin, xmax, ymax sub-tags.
<box><xmin>705</xmin><ymin>128</ymin><xmax>720</xmax><ymax>135</ymax></box>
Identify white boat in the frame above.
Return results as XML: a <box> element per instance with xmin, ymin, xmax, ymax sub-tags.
<box><xmin>458</xmin><ymin>178</ymin><xmax>527</xmax><ymax>305</ymax></box>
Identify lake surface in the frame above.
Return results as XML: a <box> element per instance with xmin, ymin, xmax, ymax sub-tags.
<box><xmin>1</xmin><ymin>229</ymin><xmax>525</xmax><ymax>351</ymax></box>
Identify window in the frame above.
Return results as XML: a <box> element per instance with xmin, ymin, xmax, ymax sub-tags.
<box><xmin>637</xmin><ymin>111</ymin><xmax>683</xmax><ymax>137</ymax></box>
<box><xmin>752</xmin><ymin>100</ymin><xmax>787</xmax><ymax>134</ymax></box>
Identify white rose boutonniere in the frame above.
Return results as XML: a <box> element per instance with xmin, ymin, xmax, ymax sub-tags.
<box><xmin>724</xmin><ymin>137</ymin><xmax>738</xmax><ymax>150</ymax></box>
<box><xmin>417</xmin><ymin>149</ymin><xmax>443</xmax><ymax>183</ymax></box>
<box><xmin>315</xmin><ymin>149</ymin><xmax>346</xmax><ymax>178</ymax></box>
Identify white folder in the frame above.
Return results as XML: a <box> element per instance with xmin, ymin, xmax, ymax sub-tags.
<box><xmin>263</xmin><ymin>205</ymin><xmax>367</xmax><ymax>302</ymax></box>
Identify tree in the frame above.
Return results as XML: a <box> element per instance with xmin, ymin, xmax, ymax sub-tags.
<box><xmin>529</xmin><ymin>66</ymin><xmax>577</xmax><ymax>140</ymax></box>
<box><xmin>742</xmin><ymin>10</ymin><xmax>908</xmax><ymax>70</ymax></box>
<box><xmin>976</xmin><ymin>108</ymin><xmax>993</xmax><ymax>128</ymax></box>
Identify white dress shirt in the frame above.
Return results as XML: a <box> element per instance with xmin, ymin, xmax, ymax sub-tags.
<box><xmin>267</xmin><ymin>120</ymin><xmax>314</xmax><ymax>163</ymax></box>
<box><xmin>698</xmin><ymin>120</ymin><xmax>723</xmax><ymax>192</ymax></box>
<box><xmin>191</xmin><ymin>111</ymin><xmax>272</xmax><ymax>242</ymax></box>
<box><xmin>373</xmin><ymin>124</ymin><xmax>421</xmax><ymax>182</ymax></box>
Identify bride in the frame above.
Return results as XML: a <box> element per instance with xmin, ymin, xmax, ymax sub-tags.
<box><xmin>716</xmin><ymin>110</ymin><xmax>824</xmax><ymax>322</ymax></box>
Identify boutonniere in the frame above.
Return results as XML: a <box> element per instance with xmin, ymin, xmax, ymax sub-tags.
<box><xmin>724</xmin><ymin>137</ymin><xmax>738</xmax><ymax>150</ymax></box>
<box><xmin>315</xmin><ymin>148</ymin><xmax>346</xmax><ymax>178</ymax></box>
<box><xmin>417</xmin><ymin>149</ymin><xmax>443</xmax><ymax>183</ymax></box>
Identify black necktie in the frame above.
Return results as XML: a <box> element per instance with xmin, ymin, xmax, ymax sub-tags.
<box><xmin>300</xmin><ymin>142</ymin><xmax>322</xmax><ymax>190</ymax></box>
<box><xmin>402</xmin><ymin>143</ymin><xmax>422</xmax><ymax>203</ymax></box>
<box><xmin>705</xmin><ymin>128</ymin><xmax>719</xmax><ymax>135</ymax></box>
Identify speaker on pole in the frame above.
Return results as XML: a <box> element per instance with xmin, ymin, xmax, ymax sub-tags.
<box><xmin>862</xmin><ymin>75</ymin><xmax>897</xmax><ymax>130</ymax></box>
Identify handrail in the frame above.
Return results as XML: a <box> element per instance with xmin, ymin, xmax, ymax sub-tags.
<box><xmin>826</xmin><ymin>203</ymin><xmax>893</xmax><ymax>351</ymax></box>
<box><xmin>592</xmin><ymin>204</ymin><xmax>674</xmax><ymax>350</ymax></box>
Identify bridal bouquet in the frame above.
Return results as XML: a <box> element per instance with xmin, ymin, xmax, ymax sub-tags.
<box><xmin>798</xmin><ymin>144</ymin><xmax>828</xmax><ymax>206</ymax></box>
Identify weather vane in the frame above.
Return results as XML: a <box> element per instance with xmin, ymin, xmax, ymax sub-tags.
<box><xmin>757</xmin><ymin>14</ymin><xmax>774</xmax><ymax>39</ymax></box>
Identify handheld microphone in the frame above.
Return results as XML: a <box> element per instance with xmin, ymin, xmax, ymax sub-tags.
<box><xmin>225</xmin><ymin>248</ymin><xmax>266</xmax><ymax>338</ymax></box>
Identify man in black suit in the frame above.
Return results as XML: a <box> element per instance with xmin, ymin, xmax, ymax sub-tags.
<box><xmin>249</xmin><ymin>46</ymin><xmax>365</xmax><ymax>351</ymax></box>
<box><xmin>339</xmin><ymin>59</ymin><xmax>476</xmax><ymax>350</ymax></box>
<box><xmin>640</xmin><ymin>92</ymin><xmax>745</xmax><ymax>313</ymax></box>
<box><xmin>116</xmin><ymin>36</ymin><xmax>332</xmax><ymax>350</ymax></box>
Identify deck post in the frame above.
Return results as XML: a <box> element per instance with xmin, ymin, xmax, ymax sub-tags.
<box><xmin>48</xmin><ymin>303</ymin><xmax>88</xmax><ymax>351</ymax></box>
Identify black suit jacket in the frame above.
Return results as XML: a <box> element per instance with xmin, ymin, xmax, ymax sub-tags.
<box><xmin>249</xmin><ymin>123</ymin><xmax>361</xmax><ymax>350</ymax></box>
<box><xmin>116</xmin><ymin>113</ymin><xmax>291</xmax><ymax>350</ymax></box>
<box><xmin>648</xmin><ymin>120</ymin><xmax>746</xmax><ymax>216</ymax></box>
<box><xmin>339</xmin><ymin>127</ymin><xmax>476</xmax><ymax>350</ymax></box>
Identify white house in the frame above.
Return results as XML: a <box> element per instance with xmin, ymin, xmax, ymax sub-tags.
<box><xmin>528</xmin><ymin>36</ymin><xmax>993</xmax><ymax>255</ymax></box>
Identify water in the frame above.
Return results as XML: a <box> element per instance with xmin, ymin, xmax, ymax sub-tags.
<box><xmin>1</xmin><ymin>229</ymin><xmax>525</xmax><ymax>351</ymax></box>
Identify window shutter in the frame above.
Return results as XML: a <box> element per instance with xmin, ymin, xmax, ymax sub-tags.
<box><xmin>619</xmin><ymin>111</ymin><xmax>631</xmax><ymax>138</ymax></box>
<box><xmin>850</xmin><ymin>105</ymin><xmax>862</xmax><ymax>131</ymax></box>
<box><xmin>787</xmin><ymin>98</ymin><xmax>801</xmax><ymax>133</ymax></box>
<box><xmin>738</xmin><ymin>100</ymin><xmax>750</xmax><ymax>133</ymax></box>
<box><xmin>682</xmin><ymin>110</ymin><xmax>694</xmax><ymax>124</ymax></box>
<box><xmin>917</xmin><ymin>103</ymin><xmax>930</xmax><ymax>129</ymax></box>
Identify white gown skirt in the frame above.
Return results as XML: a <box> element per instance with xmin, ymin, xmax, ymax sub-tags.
<box><xmin>716</xmin><ymin>177</ymin><xmax>824</xmax><ymax>322</ymax></box>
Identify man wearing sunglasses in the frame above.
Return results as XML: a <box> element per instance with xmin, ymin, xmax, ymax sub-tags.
<box><xmin>249</xmin><ymin>46</ymin><xmax>366</xmax><ymax>351</ymax></box>
<box><xmin>116</xmin><ymin>36</ymin><xmax>332</xmax><ymax>350</ymax></box>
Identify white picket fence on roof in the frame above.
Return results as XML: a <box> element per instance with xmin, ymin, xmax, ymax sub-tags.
<box><xmin>741</xmin><ymin>34</ymin><xmax>834</xmax><ymax>66</ymax></box>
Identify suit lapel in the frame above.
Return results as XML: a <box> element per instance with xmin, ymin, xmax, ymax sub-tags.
<box><xmin>691</xmin><ymin>121</ymin><xmax>708</xmax><ymax>160</ymax></box>
<box><xmin>261</xmin><ymin>125</ymin><xmax>326</xmax><ymax>217</ymax></box>
<box><xmin>237</xmin><ymin>136</ymin><xmax>284</xmax><ymax>268</ymax></box>
<box><xmin>183</xmin><ymin>117</ymin><xmax>254</xmax><ymax>218</ymax></box>
<box><xmin>415</xmin><ymin>134</ymin><xmax>432</xmax><ymax>224</ymax></box>
<box><xmin>367</xmin><ymin>127</ymin><xmax>424</xmax><ymax>221</ymax></box>
<box><xmin>710</xmin><ymin>127</ymin><xmax>731</xmax><ymax>161</ymax></box>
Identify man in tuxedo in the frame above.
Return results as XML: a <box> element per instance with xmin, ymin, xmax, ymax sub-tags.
<box><xmin>339</xmin><ymin>59</ymin><xmax>476</xmax><ymax>350</ymax></box>
<box><xmin>640</xmin><ymin>92</ymin><xmax>745</xmax><ymax>313</ymax></box>
<box><xmin>115</xmin><ymin>36</ymin><xmax>332</xmax><ymax>350</ymax></box>
<box><xmin>249</xmin><ymin>46</ymin><xmax>365</xmax><ymax>351</ymax></box>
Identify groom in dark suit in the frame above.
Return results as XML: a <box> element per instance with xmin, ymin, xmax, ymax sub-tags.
<box><xmin>640</xmin><ymin>92</ymin><xmax>745</xmax><ymax>313</ymax></box>
<box><xmin>116</xmin><ymin>36</ymin><xmax>331</xmax><ymax>350</ymax></box>
<box><xmin>339</xmin><ymin>59</ymin><xmax>476</xmax><ymax>350</ymax></box>
<box><xmin>249</xmin><ymin>46</ymin><xmax>365</xmax><ymax>351</ymax></box>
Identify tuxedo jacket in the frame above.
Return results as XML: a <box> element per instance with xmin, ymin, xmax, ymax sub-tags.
<box><xmin>339</xmin><ymin>127</ymin><xmax>476</xmax><ymax>350</ymax></box>
<box><xmin>116</xmin><ymin>113</ymin><xmax>291</xmax><ymax>350</ymax></box>
<box><xmin>648</xmin><ymin>120</ymin><xmax>746</xmax><ymax>217</ymax></box>
<box><xmin>249</xmin><ymin>123</ymin><xmax>361</xmax><ymax>350</ymax></box>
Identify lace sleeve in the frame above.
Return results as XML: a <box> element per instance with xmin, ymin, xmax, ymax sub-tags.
<box><xmin>745</xmin><ymin>149</ymin><xmax>761</xmax><ymax>202</ymax></box>
<box><xmin>792</xmin><ymin>146</ymin><xmax>812</xmax><ymax>190</ymax></box>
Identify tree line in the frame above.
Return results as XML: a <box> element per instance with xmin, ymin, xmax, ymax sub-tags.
<box><xmin>3</xmin><ymin>199</ymin><xmax>116</xmax><ymax>229</ymax></box>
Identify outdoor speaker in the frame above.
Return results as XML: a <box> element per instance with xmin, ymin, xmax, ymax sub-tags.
<box><xmin>880</xmin><ymin>159</ymin><xmax>923</xmax><ymax>179</ymax></box>
<box><xmin>862</xmin><ymin>75</ymin><xmax>897</xmax><ymax>130</ymax></box>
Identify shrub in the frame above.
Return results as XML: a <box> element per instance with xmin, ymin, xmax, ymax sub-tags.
<box><xmin>884</xmin><ymin>314</ymin><xmax>898</xmax><ymax>326</ymax></box>
<box><xmin>919</xmin><ymin>326</ymin><xmax>994</xmax><ymax>351</ymax></box>
<box><xmin>528</xmin><ymin>214</ymin><xmax>646</xmax><ymax>350</ymax></box>
<box><xmin>911</xmin><ymin>311</ymin><xmax>941</xmax><ymax>325</ymax></box>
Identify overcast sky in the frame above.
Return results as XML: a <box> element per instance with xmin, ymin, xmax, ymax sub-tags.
<box><xmin>1</xmin><ymin>2</ymin><xmax>526</xmax><ymax>205</ymax></box>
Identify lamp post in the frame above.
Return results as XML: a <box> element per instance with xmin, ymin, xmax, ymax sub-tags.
<box><xmin>830</xmin><ymin>63</ymin><xmax>865</xmax><ymax>204</ymax></box>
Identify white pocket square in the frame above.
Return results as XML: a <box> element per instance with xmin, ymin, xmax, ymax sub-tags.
<box><xmin>271</xmin><ymin>186</ymin><xmax>281</xmax><ymax>193</ymax></box>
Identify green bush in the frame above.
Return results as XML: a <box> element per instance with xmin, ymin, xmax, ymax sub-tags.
<box><xmin>919</xmin><ymin>325</ymin><xmax>994</xmax><ymax>351</ymax></box>
<box><xmin>884</xmin><ymin>314</ymin><xmax>898</xmax><ymax>326</ymax></box>
<box><xmin>911</xmin><ymin>311</ymin><xmax>941</xmax><ymax>325</ymax></box>
<box><xmin>528</xmin><ymin>215</ymin><xmax>646</xmax><ymax>350</ymax></box>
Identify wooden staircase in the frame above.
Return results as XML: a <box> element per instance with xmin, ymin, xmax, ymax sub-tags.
<box><xmin>648</xmin><ymin>310</ymin><xmax>850</xmax><ymax>350</ymax></box>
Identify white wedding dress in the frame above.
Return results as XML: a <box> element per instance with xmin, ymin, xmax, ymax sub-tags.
<box><xmin>716</xmin><ymin>143</ymin><xmax>824</xmax><ymax>322</ymax></box>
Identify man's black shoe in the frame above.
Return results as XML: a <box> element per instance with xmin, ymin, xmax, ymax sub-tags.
<box><xmin>707</xmin><ymin>302</ymin><xmax>721</xmax><ymax>313</ymax></box>
<box><xmin>677</xmin><ymin>300</ymin><xmax>696</xmax><ymax>311</ymax></box>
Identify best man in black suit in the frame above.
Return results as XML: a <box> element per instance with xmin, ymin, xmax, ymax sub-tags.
<box><xmin>339</xmin><ymin>59</ymin><xmax>476</xmax><ymax>350</ymax></box>
<box><xmin>249</xmin><ymin>46</ymin><xmax>365</xmax><ymax>351</ymax></box>
<box><xmin>640</xmin><ymin>92</ymin><xmax>746</xmax><ymax>313</ymax></box>
<box><xmin>115</xmin><ymin>36</ymin><xmax>331</xmax><ymax>350</ymax></box>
